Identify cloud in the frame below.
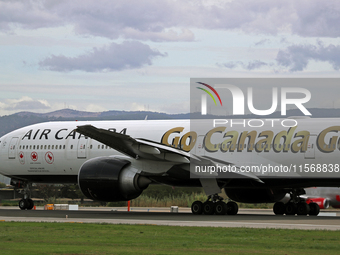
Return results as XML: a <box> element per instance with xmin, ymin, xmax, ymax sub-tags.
<box><xmin>254</xmin><ymin>39</ymin><xmax>270</xmax><ymax>46</ymax></box>
<box><xmin>0</xmin><ymin>0</ymin><xmax>194</xmax><ymax>42</ymax></box>
<box><xmin>39</xmin><ymin>41</ymin><xmax>166</xmax><ymax>72</ymax></box>
<box><xmin>218</xmin><ymin>61</ymin><xmax>240</xmax><ymax>69</ymax></box>
<box><xmin>1</xmin><ymin>97</ymin><xmax>51</xmax><ymax>111</ymax></box>
<box><xmin>292</xmin><ymin>1</ymin><xmax>340</xmax><ymax>37</ymax></box>
<box><xmin>276</xmin><ymin>43</ymin><xmax>340</xmax><ymax>71</ymax></box>
<box><xmin>85</xmin><ymin>104</ymin><xmax>107</xmax><ymax>112</ymax></box>
<box><xmin>0</xmin><ymin>0</ymin><xmax>61</xmax><ymax>31</ymax></box>
<box><xmin>245</xmin><ymin>60</ymin><xmax>269</xmax><ymax>70</ymax></box>
<box><xmin>1</xmin><ymin>0</ymin><xmax>340</xmax><ymax>40</ymax></box>
<box><xmin>122</xmin><ymin>28</ymin><xmax>194</xmax><ymax>42</ymax></box>
<box><xmin>218</xmin><ymin>60</ymin><xmax>269</xmax><ymax>70</ymax></box>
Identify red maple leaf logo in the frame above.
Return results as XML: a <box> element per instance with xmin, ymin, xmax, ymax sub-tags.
<box><xmin>31</xmin><ymin>152</ymin><xmax>38</xmax><ymax>161</ymax></box>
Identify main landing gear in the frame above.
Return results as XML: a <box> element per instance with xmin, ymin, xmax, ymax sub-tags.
<box><xmin>273</xmin><ymin>188</ymin><xmax>320</xmax><ymax>216</ymax></box>
<box><xmin>191</xmin><ymin>194</ymin><xmax>238</xmax><ymax>215</ymax></box>
<box><xmin>12</xmin><ymin>181</ymin><xmax>35</xmax><ymax>210</ymax></box>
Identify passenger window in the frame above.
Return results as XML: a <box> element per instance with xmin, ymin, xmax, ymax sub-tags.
<box><xmin>48</xmin><ymin>145</ymin><xmax>50</xmax><ymax>149</ymax></box>
<box><xmin>63</xmin><ymin>145</ymin><xmax>65</xmax><ymax>149</ymax></box>
<box><xmin>52</xmin><ymin>145</ymin><xmax>54</xmax><ymax>149</ymax></box>
<box><xmin>71</xmin><ymin>145</ymin><xmax>73</xmax><ymax>149</ymax></box>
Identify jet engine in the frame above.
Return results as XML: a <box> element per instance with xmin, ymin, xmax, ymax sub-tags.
<box><xmin>225</xmin><ymin>188</ymin><xmax>286</xmax><ymax>203</ymax></box>
<box><xmin>78</xmin><ymin>157</ymin><xmax>151</xmax><ymax>202</ymax></box>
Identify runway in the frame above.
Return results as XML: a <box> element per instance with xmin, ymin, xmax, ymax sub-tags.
<box><xmin>1</xmin><ymin>207</ymin><xmax>340</xmax><ymax>230</ymax></box>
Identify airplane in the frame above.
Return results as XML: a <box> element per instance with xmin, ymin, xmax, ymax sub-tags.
<box><xmin>1</xmin><ymin>118</ymin><xmax>340</xmax><ymax>216</ymax></box>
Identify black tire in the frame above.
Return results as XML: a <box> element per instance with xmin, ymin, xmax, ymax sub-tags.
<box><xmin>191</xmin><ymin>201</ymin><xmax>203</xmax><ymax>215</ymax></box>
<box><xmin>309</xmin><ymin>202</ymin><xmax>320</xmax><ymax>216</ymax></box>
<box><xmin>26</xmin><ymin>199</ymin><xmax>34</xmax><ymax>210</ymax></box>
<box><xmin>273</xmin><ymin>202</ymin><xmax>285</xmax><ymax>215</ymax></box>
<box><xmin>215</xmin><ymin>201</ymin><xmax>227</xmax><ymax>215</ymax></box>
<box><xmin>296</xmin><ymin>202</ymin><xmax>310</xmax><ymax>215</ymax></box>
<box><xmin>19</xmin><ymin>199</ymin><xmax>28</xmax><ymax>210</ymax></box>
<box><xmin>285</xmin><ymin>202</ymin><xmax>297</xmax><ymax>215</ymax></box>
<box><xmin>226</xmin><ymin>201</ymin><xmax>238</xmax><ymax>215</ymax></box>
<box><xmin>203</xmin><ymin>201</ymin><xmax>215</xmax><ymax>215</ymax></box>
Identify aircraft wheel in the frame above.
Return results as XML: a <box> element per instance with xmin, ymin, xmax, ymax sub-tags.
<box><xmin>273</xmin><ymin>202</ymin><xmax>285</xmax><ymax>215</ymax></box>
<box><xmin>215</xmin><ymin>201</ymin><xmax>227</xmax><ymax>215</ymax></box>
<box><xmin>309</xmin><ymin>202</ymin><xmax>320</xmax><ymax>216</ymax></box>
<box><xmin>285</xmin><ymin>202</ymin><xmax>297</xmax><ymax>215</ymax></box>
<box><xmin>191</xmin><ymin>201</ymin><xmax>203</xmax><ymax>215</ymax></box>
<box><xmin>203</xmin><ymin>201</ymin><xmax>215</xmax><ymax>215</ymax></box>
<box><xmin>296</xmin><ymin>202</ymin><xmax>310</xmax><ymax>215</ymax></box>
<box><xmin>226</xmin><ymin>201</ymin><xmax>238</xmax><ymax>215</ymax></box>
<box><xmin>19</xmin><ymin>199</ymin><xmax>28</xmax><ymax>210</ymax></box>
<box><xmin>27</xmin><ymin>199</ymin><xmax>34</xmax><ymax>210</ymax></box>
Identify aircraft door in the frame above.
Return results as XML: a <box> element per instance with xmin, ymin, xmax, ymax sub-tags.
<box><xmin>8</xmin><ymin>137</ymin><xmax>18</xmax><ymax>159</ymax></box>
<box><xmin>304</xmin><ymin>135</ymin><xmax>317</xmax><ymax>159</ymax></box>
<box><xmin>194</xmin><ymin>135</ymin><xmax>205</xmax><ymax>156</ymax></box>
<box><xmin>77</xmin><ymin>137</ymin><xmax>88</xmax><ymax>159</ymax></box>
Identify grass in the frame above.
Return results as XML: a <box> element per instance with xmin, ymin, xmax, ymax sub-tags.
<box><xmin>131</xmin><ymin>193</ymin><xmax>207</xmax><ymax>207</ymax></box>
<box><xmin>0</xmin><ymin>222</ymin><xmax>340</xmax><ymax>254</ymax></box>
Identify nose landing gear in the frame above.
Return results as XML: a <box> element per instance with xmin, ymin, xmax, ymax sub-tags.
<box><xmin>19</xmin><ymin>198</ymin><xmax>34</xmax><ymax>210</ymax></box>
<box><xmin>11</xmin><ymin>180</ymin><xmax>34</xmax><ymax>210</ymax></box>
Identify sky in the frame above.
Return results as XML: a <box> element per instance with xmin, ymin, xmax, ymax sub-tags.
<box><xmin>0</xmin><ymin>0</ymin><xmax>340</xmax><ymax>116</ymax></box>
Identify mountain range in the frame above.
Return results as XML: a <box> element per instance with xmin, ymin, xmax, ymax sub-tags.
<box><xmin>1</xmin><ymin>108</ymin><xmax>340</xmax><ymax>137</ymax></box>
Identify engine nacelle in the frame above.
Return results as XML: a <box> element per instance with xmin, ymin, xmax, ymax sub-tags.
<box><xmin>78</xmin><ymin>157</ymin><xmax>151</xmax><ymax>202</ymax></box>
<box><xmin>306</xmin><ymin>197</ymin><xmax>330</xmax><ymax>209</ymax></box>
<box><xmin>225</xmin><ymin>188</ymin><xmax>286</xmax><ymax>203</ymax></box>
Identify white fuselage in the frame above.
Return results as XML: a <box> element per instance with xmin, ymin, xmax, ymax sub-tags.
<box><xmin>1</xmin><ymin>118</ymin><xmax>340</xmax><ymax>185</ymax></box>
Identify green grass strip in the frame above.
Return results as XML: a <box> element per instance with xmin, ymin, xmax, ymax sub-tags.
<box><xmin>0</xmin><ymin>222</ymin><xmax>339</xmax><ymax>254</ymax></box>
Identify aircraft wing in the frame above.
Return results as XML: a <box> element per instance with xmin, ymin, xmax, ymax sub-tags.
<box><xmin>75</xmin><ymin>125</ymin><xmax>190</xmax><ymax>163</ymax></box>
<box><xmin>75</xmin><ymin>125</ymin><xmax>263</xmax><ymax>183</ymax></box>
